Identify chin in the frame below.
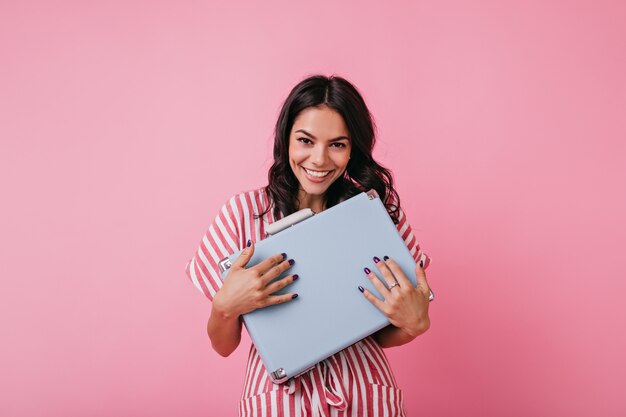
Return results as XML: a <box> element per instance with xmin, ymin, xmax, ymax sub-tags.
<box><xmin>301</xmin><ymin>185</ymin><xmax>331</xmax><ymax>196</ymax></box>
<box><xmin>291</xmin><ymin>165</ymin><xmax>344</xmax><ymax>198</ymax></box>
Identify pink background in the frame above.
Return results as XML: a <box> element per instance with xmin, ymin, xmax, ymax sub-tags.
<box><xmin>1</xmin><ymin>1</ymin><xmax>625</xmax><ymax>416</ymax></box>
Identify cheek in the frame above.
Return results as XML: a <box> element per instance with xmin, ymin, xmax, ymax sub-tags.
<box><xmin>289</xmin><ymin>147</ymin><xmax>307</xmax><ymax>163</ymax></box>
<box><xmin>333</xmin><ymin>150</ymin><xmax>351</xmax><ymax>167</ymax></box>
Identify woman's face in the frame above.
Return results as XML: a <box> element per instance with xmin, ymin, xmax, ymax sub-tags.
<box><xmin>288</xmin><ymin>105</ymin><xmax>352</xmax><ymax>199</ymax></box>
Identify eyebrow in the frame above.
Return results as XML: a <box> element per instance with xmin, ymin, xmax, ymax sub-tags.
<box><xmin>295</xmin><ymin>129</ymin><xmax>350</xmax><ymax>142</ymax></box>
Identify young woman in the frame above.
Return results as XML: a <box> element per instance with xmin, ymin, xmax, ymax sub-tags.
<box><xmin>185</xmin><ymin>75</ymin><xmax>432</xmax><ymax>417</ymax></box>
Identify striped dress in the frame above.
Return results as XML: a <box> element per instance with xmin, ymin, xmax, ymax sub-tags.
<box><xmin>185</xmin><ymin>188</ymin><xmax>431</xmax><ymax>417</ymax></box>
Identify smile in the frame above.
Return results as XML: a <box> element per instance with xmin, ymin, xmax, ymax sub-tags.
<box><xmin>303</xmin><ymin>168</ymin><xmax>332</xmax><ymax>178</ymax></box>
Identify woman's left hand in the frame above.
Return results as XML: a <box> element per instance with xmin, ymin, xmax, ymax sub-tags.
<box><xmin>361</xmin><ymin>256</ymin><xmax>431</xmax><ymax>339</ymax></box>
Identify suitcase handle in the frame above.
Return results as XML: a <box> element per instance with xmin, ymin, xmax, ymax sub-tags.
<box><xmin>265</xmin><ymin>208</ymin><xmax>315</xmax><ymax>237</ymax></box>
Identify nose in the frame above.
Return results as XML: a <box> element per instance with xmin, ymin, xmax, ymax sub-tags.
<box><xmin>310</xmin><ymin>144</ymin><xmax>328</xmax><ymax>166</ymax></box>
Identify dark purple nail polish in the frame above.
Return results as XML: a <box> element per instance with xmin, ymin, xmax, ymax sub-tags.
<box><xmin>373</xmin><ymin>256</ymin><xmax>380</xmax><ymax>263</ymax></box>
<box><xmin>420</xmin><ymin>260</ymin><xmax>424</xmax><ymax>268</ymax></box>
<box><xmin>358</xmin><ymin>286</ymin><xmax>365</xmax><ymax>293</ymax></box>
<box><xmin>364</xmin><ymin>267</ymin><xmax>371</xmax><ymax>274</ymax></box>
<box><xmin>288</xmin><ymin>259</ymin><xmax>295</xmax><ymax>266</ymax></box>
<box><xmin>281</xmin><ymin>252</ymin><xmax>287</xmax><ymax>259</ymax></box>
<box><xmin>292</xmin><ymin>274</ymin><xmax>299</xmax><ymax>281</ymax></box>
<box><xmin>246</xmin><ymin>239</ymin><xmax>252</xmax><ymax>247</ymax></box>
<box><xmin>292</xmin><ymin>293</ymin><xmax>298</xmax><ymax>299</ymax></box>
<box><xmin>383</xmin><ymin>256</ymin><xmax>389</xmax><ymax>261</ymax></box>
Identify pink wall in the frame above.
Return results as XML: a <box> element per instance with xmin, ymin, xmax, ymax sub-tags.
<box><xmin>1</xmin><ymin>1</ymin><xmax>625</xmax><ymax>416</ymax></box>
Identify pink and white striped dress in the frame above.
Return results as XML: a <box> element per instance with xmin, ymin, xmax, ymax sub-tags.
<box><xmin>185</xmin><ymin>188</ymin><xmax>431</xmax><ymax>417</ymax></box>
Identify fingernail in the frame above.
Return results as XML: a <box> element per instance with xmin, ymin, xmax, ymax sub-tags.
<box><xmin>364</xmin><ymin>267</ymin><xmax>371</xmax><ymax>274</ymax></box>
<box><xmin>292</xmin><ymin>274</ymin><xmax>299</xmax><ymax>281</ymax></box>
<box><xmin>247</xmin><ymin>240</ymin><xmax>252</xmax><ymax>247</ymax></box>
<box><xmin>288</xmin><ymin>259</ymin><xmax>295</xmax><ymax>266</ymax></box>
<box><xmin>383</xmin><ymin>256</ymin><xmax>389</xmax><ymax>261</ymax></box>
<box><xmin>292</xmin><ymin>293</ymin><xmax>299</xmax><ymax>299</ymax></box>
<box><xmin>281</xmin><ymin>252</ymin><xmax>287</xmax><ymax>259</ymax></box>
<box><xmin>373</xmin><ymin>256</ymin><xmax>380</xmax><ymax>263</ymax></box>
<box><xmin>358</xmin><ymin>286</ymin><xmax>364</xmax><ymax>293</ymax></box>
<box><xmin>420</xmin><ymin>260</ymin><xmax>424</xmax><ymax>268</ymax></box>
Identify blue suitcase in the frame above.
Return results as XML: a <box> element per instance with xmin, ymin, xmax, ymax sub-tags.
<box><xmin>219</xmin><ymin>190</ymin><xmax>433</xmax><ymax>383</ymax></box>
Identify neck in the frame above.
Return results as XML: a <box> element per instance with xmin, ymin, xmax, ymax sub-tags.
<box><xmin>296</xmin><ymin>189</ymin><xmax>326</xmax><ymax>213</ymax></box>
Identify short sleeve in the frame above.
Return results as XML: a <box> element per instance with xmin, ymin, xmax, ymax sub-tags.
<box><xmin>395</xmin><ymin>206</ymin><xmax>432</xmax><ymax>270</ymax></box>
<box><xmin>184</xmin><ymin>197</ymin><xmax>242</xmax><ymax>301</ymax></box>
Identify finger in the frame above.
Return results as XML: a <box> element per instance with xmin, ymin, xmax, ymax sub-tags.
<box><xmin>264</xmin><ymin>292</ymin><xmax>298</xmax><ymax>307</ymax></box>
<box><xmin>359</xmin><ymin>286</ymin><xmax>386</xmax><ymax>312</ymax></box>
<box><xmin>415</xmin><ymin>261</ymin><xmax>430</xmax><ymax>295</ymax></box>
<box><xmin>251</xmin><ymin>252</ymin><xmax>288</xmax><ymax>274</ymax></box>
<box><xmin>373</xmin><ymin>257</ymin><xmax>397</xmax><ymax>288</ymax></box>
<box><xmin>363</xmin><ymin>267</ymin><xmax>390</xmax><ymax>297</ymax></box>
<box><xmin>260</xmin><ymin>258</ymin><xmax>295</xmax><ymax>284</ymax></box>
<box><xmin>264</xmin><ymin>274</ymin><xmax>299</xmax><ymax>295</ymax></box>
<box><xmin>383</xmin><ymin>256</ymin><xmax>413</xmax><ymax>288</ymax></box>
<box><xmin>231</xmin><ymin>239</ymin><xmax>255</xmax><ymax>269</ymax></box>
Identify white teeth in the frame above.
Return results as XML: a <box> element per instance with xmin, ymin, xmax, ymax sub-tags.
<box><xmin>304</xmin><ymin>168</ymin><xmax>331</xmax><ymax>178</ymax></box>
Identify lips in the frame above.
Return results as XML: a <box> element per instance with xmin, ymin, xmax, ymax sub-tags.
<box><xmin>301</xmin><ymin>166</ymin><xmax>334</xmax><ymax>182</ymax></box>
<box><xmin>303</xmin><ymin>168</ymin><xmax>331</xmax><ymax>178</ymax></box>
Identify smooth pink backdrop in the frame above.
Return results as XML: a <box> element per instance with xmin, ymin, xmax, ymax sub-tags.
<box><xmin>1</xmin><ymin>1</ymin><xmax>625</xmax><ymax>416</ymax></box>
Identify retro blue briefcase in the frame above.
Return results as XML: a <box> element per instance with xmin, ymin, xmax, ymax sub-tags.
<box><xmin>219</xmin><ymin>190</ymin><xmax>433</xmax><ymax>383</ymax></box>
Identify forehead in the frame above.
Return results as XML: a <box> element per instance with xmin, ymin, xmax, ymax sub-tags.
<box><xmin>291</xmin><ymin>106</ymin><xmax>349</xmax><ymax>136</ymax></box>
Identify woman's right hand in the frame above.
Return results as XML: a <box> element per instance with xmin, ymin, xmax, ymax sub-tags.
<box><xmin>212</xmin><ymin>240</ymin><xmax>298</xmax><ymax>319</ymax></box>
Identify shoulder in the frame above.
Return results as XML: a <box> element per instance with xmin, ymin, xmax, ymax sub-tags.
<box><xmin>383</xmin><ymin>191</ymin><xmax>402</xmax><ymax>225</ymax></box>
<box><xmin>225</xmin><ymin>187</ymin><xmax>269</xmax><ymax>208</ymax></box>
<box><xmin>221</xmin><ymin>187</ymin><xmax>271</xmax><ymax>217</ymax></box>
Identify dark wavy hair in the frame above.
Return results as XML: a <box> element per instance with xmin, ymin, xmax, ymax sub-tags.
<box><xmin>261</xmin><ymin>74</ymin><xmax>402</xmax><ymax>224</ymax></box>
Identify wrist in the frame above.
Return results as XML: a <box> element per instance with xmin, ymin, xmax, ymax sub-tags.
<box><xmin>212</xmin><ymin>293</ymin><xmax>239</xmax><ymax>321</ymax></box>
<box><xmin>404</xmin><ymin>317</ymin><xmax>430</xmax><ymax>338</ymax></box>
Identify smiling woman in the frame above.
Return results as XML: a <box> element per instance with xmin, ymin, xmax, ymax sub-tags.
<box><xmin>288</xmin><ymin>106</ymin><xmax>352</xmax><ymax>212</ymax></box>
<box><xmin>262</xmin><ymin>75</ymin><xmax>406</xmax><ymax>226</ymax></box>
<box><xmin>185</xmin><ymin>74</ymin><xmax>432</xmax><ymax>417</ymax></box>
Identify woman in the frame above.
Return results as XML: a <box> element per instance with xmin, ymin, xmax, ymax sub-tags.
<box><xmin>185</xmin><ymin>75</ymin><xmax>432</xmax><ymax>416</ymax></box>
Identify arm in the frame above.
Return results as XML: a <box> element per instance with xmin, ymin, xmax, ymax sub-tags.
<box><xmin>207</xmin><ymin>301</ymin><xmax>244</xmax><ymax>357</ymax></box>
<box><xmin>373</xmin><ymin>320</ymin><xmax>430</xmax><ymax>348</ymax></box>
<box><xmin>361</xmin><ymin>257</ymin><xmax>431</xmax><ymax>348</ymax></box>
<box><xmin>206</xmin><ymin>241</ymin><xmax>298</xmax><ymax>357</ymax></box>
